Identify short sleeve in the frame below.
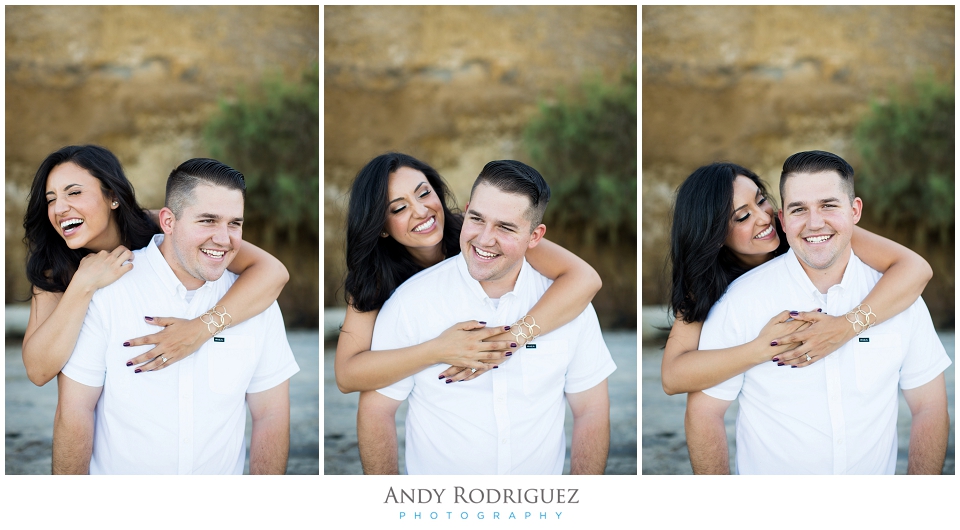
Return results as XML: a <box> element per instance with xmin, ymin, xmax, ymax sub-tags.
<box><xmin>563</xmin><ymin>304</ymin><xmax>617</xmax><ymax>395</ymax></box>
<box><xmin>246</xmin><ymin>302</ymin><xmax>300</xmax><ymax>394</ymax></box>
<box><xmin>898</xmin><ymin>298</ymin><xmax>952</xmax><ymax>390</ymax></box>
<box><xmin>699</xmin><ymin>296</ymin><xmax>745</xmax><ymax>401</ymax></box>
<box><xmin>372</xmin><ymin>295</ymin><xmax>416</xmax><ymax>400</ymax></box>
<box><xmin>61</xmin><ymin>295</ymin><xmax>108</xmax><ymax>388</ymax></box>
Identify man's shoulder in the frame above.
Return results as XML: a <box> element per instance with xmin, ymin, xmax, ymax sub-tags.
<box><xmin>386</xmin><ymin>255</ymin><xmax>460</xmax><ymax>304</ymax></box>
<box><xmin>721</xmin><ymin>254</ymin><xmax>790</xmax><ymax>300</ymax></box>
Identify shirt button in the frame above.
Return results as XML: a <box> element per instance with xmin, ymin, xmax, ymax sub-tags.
<box><xmin>501</xmin><ymin>439</ymin><xmax>507</xmax><ymax>444</ymax></box>
<box><xmin>837</xmin><ymin>439</ymin><xmax>843</xmax><ymax>445</ymax></box>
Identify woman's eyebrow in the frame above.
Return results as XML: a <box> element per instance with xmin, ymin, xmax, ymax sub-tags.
<box><xmin>388</xmin><ymin>182</ymin><xmax>427</xmax><ymax>205</ymax></box>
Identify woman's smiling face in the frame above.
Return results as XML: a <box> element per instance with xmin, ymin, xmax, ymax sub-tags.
<box><xmin>45</xmin><ymin>162</ymin><xmax>121</xmax><ymax>252</ymax></box>
<box><xmin>383</xmin><ymin>166</ymin><xmax>445</xmax><ymax>264</ymax></box>
<box><xmin>723</xmin><ymin>175</ymin><xmax>780</xmax><ymax>267</ymax></box>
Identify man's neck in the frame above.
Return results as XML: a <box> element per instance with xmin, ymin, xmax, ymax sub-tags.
<box><xmin>798</xmin><ymin>248</ymin><xmax>852</xmax><ymax>294</ymax></box>
<box><xmin>478</xmin><ymin>262</ymin><xmax>523</xmax><ymax>299</ymax></box>
<box><xmin>158</xmin><ymin>237</ymin><xmax>204</xmax><ymax>290</ymax></box>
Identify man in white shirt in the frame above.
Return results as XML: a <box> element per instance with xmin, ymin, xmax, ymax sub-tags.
<box><xmin>54</xmin><ymin>158</ymin><xmax>299</xmax><ymax>474</ymax></box>
<box><xmin>357</xmin><ymin>160</ymin><xmax>616</xmax><ymax>474</ymax></box>
<box><xmin>686</xmin><ymin>150</ymin><xmax>950</xmax><ymax>474</ymax></box>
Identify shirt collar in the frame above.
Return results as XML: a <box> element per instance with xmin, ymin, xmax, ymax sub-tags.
<box><xmin>783</xmin><ymin>247</ymin><xmax>862</xmax><ymax>296</ymax></box>
<box><xmin>455</xmin><ymin>253</ymin><xmax>530</xmax><ymax>303</ymax></box>
<box><xmin>144</xmin><ymin>234</ymin><xmax>212</xmax><ymax>297</ymax></box>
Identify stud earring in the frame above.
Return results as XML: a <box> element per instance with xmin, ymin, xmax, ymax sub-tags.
<box><xmin>112</xmin><ymin>201</ymin><xmax>119</xmax><ymax>208</ymax></box>
<box><xmin>381</xmin><ymin>232</ymin><xmax>389</xmax><ymax>238</ymax></box>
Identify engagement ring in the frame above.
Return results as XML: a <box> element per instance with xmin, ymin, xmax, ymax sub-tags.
<box><xmin>161</xmin><ymin>356</ymin><xmax>168</xmax><ymax>364</ymax></box>
<box><xmin>470</xmin><ymin>368</ymin><xmax>477</xmax><ymax>374</ymax></box>
<box><xmin>805</xmin><ymin>354</ymin><xmax>811</xmax><ymax>362</ymax></box>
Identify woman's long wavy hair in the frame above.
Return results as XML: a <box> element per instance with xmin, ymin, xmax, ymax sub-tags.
<box><xmin>669</xmin><ymin>163</ymin><xmax>789</xmax><ymax>323</ymax></box>
<box><xmin>23</xmin><ymin>145</ymin><xmax>159</xmax><ymax>294</ymax></box>
<box><xmin>344</xmin><ymin>152</ymin><xmax>463</xmax><ymax>312</ymax></box>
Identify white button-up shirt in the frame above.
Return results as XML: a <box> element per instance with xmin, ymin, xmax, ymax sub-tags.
<box><xmin>62</xmin><ymin>235</ymin><xmax>300</xmax><ymax>474</ymax></box>
<box><xmin>701</xmin><ymin>249</ymin><xmax>951</xmax><ymax>474</ymax></box>
<box><xmin>373</xmin><ymin>254</ymin><xmax>616</xmax><ymax>474</ymax></box>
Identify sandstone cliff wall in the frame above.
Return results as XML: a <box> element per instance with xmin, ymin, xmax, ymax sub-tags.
<box><xmin>324</xmin><ymin>5</ymin><xmax>637</xmax><ymax>313</ymax></box>
<box><xmin>642</xmin><ymin>6</ymin><xmax>954</xmax><ymax>310</ymax></box>
<box><xmin>5</xmin><ymin>6</ymin><xmax>318</xmax><ymax>314</ymax></box>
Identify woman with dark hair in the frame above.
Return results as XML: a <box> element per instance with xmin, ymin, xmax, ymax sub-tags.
<box><xmin>335</xmin><ymin>153</ymin><xmax>601</xmax><ymax>393</ymax></box>
<box><xmin>660</xmin><ymin>162</ymin><xmax>932</xmax><ymax>395</ymax></box>
<box><xmin>22</xmin><ymin>145</ymin><xmax>290</xmax><ymax>386</ymax></box>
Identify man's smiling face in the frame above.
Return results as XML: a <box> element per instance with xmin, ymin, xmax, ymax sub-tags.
<box><xmin>779</xmin><ymin>170</ymin><xmax>861</xmax><ymax>273</ymax></box>
<box><xmin>459</xmin><ymin>182</ymin><xmax>544</xmax><ymax>298</ymax></box>
<box><xmin>163</xmin><ymin>183</ymin><xmax>244</xmax><ymax>290</ymax></box>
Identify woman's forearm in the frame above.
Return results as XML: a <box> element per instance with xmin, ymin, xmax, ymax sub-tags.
<box><xmin>335</xmin><ymin>341</ymin><xmax>441</xmax><ymax>393</ymax></box>
<box><xmin>22</xmin><ymin>286</ymin><xmax>95</xmax><ymax>386</ymax></box>
<box><xmin>524</xmin><ymin>269</ymin><xmax>602</xmax><ymax>336</ymax></box>
<box><xmin>856</xmin><ymin>259</ymin><xmax>931</xmax><ymax>325</ymax></box>
<box><xmin>661</xmin><ymin>342</ymin><xmax>767</xmax><ymax>395</ymax></box>
<box><xmin>218</xmin><ymin>243</ymin><xmax>290</xmax><ymax>325</ymax></box>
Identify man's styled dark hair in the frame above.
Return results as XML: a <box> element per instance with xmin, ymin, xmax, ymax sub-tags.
<box><xmin>470</xmin><ymin>160</ymin><xmax>551</xmax><ymax>229</ymax></box>
<box><xmin>24</xmin><ymin>145</ymin><xmax>159</xmax><ymax>294</ymax></box>
<box><xmin>165</xmin><ymin>158</ymin><xmax>246</xmax><ymax>217</ymax></box>
<box><xmin>344</xmin><ymin>152</ymin><xmax>463</xmax><ymax>312</ymax></box>
<box><xmin>669</xmin><ymin>162</ymin><xmax>789</xmax><ymax>323</ymax></box>
<box><xmin>780</xmin><ymin>150</ymin><xmax>855</xmax><ymax>202</ymax></box>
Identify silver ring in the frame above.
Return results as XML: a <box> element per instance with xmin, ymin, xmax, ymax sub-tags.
<box><xmin>470</xmin><ymin>368</ymin><xmax>477</xmax><ymax>374</ymax></box>
<box><xmin>805</xmin><ymin>354</ymin><xmax>812</xmax><ymax>362</ymax></box>
<box><xmin>161</xmin><ymin>356</ymin><xmax>168</xmax><ymax>364</ymax></box>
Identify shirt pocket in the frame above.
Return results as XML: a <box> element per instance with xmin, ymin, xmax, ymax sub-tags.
<box><xmin>853</xmin><ymin>333</ymin><xmax>902</xmax><ymax>394</ymax></box>
<box><xmin>520</xmin><ymin>339</ymin><xmax>569</xmax><ymax>397</ymax></box>
<box><xmin>207</xmin><ymin>334</ymin><xmax>255</xmax><ymax>395</ymax></box>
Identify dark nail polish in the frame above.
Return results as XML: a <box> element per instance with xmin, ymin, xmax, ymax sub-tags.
<box><xmin>510</xmin><ymin>343</ymin><xmax>517</xmax><ymax>348</ymax></box>
<box><xmin>493</xmin><ymin>365</ymin><xmax>499</xmax><ymax>369</ymax></box>
<box><xmin>134</xmin><ymin>368</ymin><xmax>142</xmax><ymax>373</ymax></box>
<box><xmin>126</xmin><ymin>361</ymin><xmax>133</xmax><ymax>367</ymax></box>
<box><xmin>144</xmin><ymin>316</ymin><xmax>154</xmax><ymax>321</ymax></box>
<box><xmin>772</xmin><ymin>358</ymin><xmax>780</xmax><ymax>362</ymax></box>
<box><xmin>789</xmin><ymin>311</ymin><xmax>799</xmax><ymax>317</ymax></box>
<box><xmin>770</xmin><ymin>341</ymin><xmax>778</xmax><ymax>346</ymax></box>
<box><xmin>478</xmin><ymin>321</ymin><xmax>486</xmax><ymax>325</ymax></box>
<box><xmin>777</xmin><ymin>363</ymin><xmax>784</xmax><ymax>366</ymax></box>
<box><xmin>445</xmin><ymin>379</ymin><xmax>452</xmax><ymax>384</ymax></box>
<box><xmin>504</xmin><ymin>326</ymin><xmax>511</xmax><ymax>331</ymax></box>
<box><xmin>123</xmin><ymin>341</ymin><xmax>130</xmax><ymax>347</ymax></box>
<box><xmin>438</xmin><ymin>374</ymin><xmax>445</xmax><ymax>379</ymax></box>
<box><xmin>817</xmin><ymin>308</ymin><xmax>822</xmax><ymax>312</ymax></box>
<box><xmin>791</xmin><ymin>365</ymin><xmax>798</xmax><ymax>368</ymax></box>
<box><xmin>505</xmin><ymin>352</ymin><xmax>512</xmax><ymax>356</ymax></box>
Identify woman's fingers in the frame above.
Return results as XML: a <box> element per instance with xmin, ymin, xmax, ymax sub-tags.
<box><xmin>438</xmin><ymin>359</ymin><xmax>505</xmax><ymax>383</ymax></box>
<box><xmin>125</xmin><ymin>348</ymin><xmax>160</xmax><ymax>367</ymax></box>
<box><xmin>130</xmin><ymin>353</ymin><xmax>176</xmax><ymax>373</ymax></box>
<box><xmin>460</xmin><ymin>361</ymin><xmax>500</xmax><ymax>381</ymax></box>
<box><xmin>789</xmin><ymin>309</ymin><xmax>824</xmax><ymax>322</ymax></box>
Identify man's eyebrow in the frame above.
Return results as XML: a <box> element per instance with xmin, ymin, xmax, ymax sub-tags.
<box><xmin>785</xmin><ymin>197</ymin><xmax>841</xmax><ymax>209</ymax></box>
<box><xmin>466</xmin><ymin>208</ymin><xmax>519</xmax><ymax>230</ymax></box>
<box><xmin>388</xmin><ymin>182</ymin><xmax>427</xmax><ymax>205</ymax></box>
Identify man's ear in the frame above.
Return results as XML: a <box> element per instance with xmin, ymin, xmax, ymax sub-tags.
<box><xmin>158</xmin><ymin>207</ymin><xmax>176</xmax><ymax>235</ymax></box>
<box><xmin>527</xmin><ymin>224</ymin><xmax>546</xmax><ymax>249</ymax></box>
<box><xmin>851</xmin><ymin>196</ymin><xmax>863</xmax><ymax>224</ymax></box>
<box><xmin>778</xmin><ymin>209</ymin><xmax>784</xmax><ymax>226</ymax></box>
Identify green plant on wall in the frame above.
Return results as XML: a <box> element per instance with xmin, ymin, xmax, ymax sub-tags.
<box><xmin>204</xmin><ymin>63</ymin><xmax>319</xmax><ymax>249</ymax></box>
<box><xmin>523</xmin><ymin>64</ymin><xmax>637</xmax><ymax>246</ymax></box>
<box><xmin>854</xmin><ymin>74</ymin><xmax>954</xmax><ymax>247</ymax></box>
